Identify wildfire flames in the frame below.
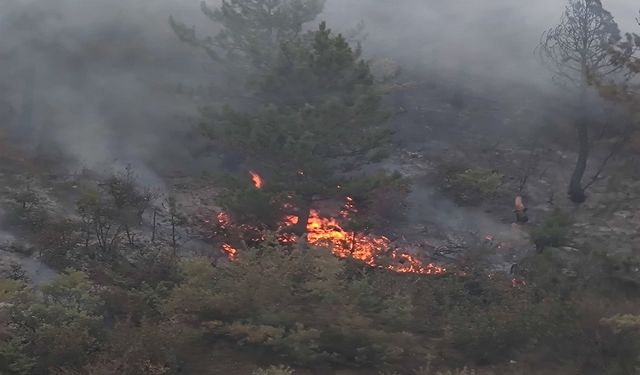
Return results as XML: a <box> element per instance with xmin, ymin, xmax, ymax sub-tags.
<box><xmin>216</xmin><ymin>172</ymin><xmax>446</xmax><ymax>275</ymax></box>
<box><xmin>249</xmin><ymin>171</ymin><xmax>263</xmax><ymax>189</ymax></box>
<box><xmin>222</xmin><ymin>243</ymin><xmax>238</xmax><ymax>260</ymax></box>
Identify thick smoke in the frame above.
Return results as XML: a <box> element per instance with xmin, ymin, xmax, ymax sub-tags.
<box><xmin>0</xmin><ymin>0</ymin><xmax>213</xmax><ymax>182</ymax></box>
<box><xmin>325</xmin><ymin>0</ymin><xmax>638</xmax><ymax>90</ymax></box>
<box><xmin>0</xmin><ymin>0</ymin><xmax>637</xmax><ymax>179</ymax></box>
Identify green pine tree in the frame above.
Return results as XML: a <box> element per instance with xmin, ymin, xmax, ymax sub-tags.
<box><xmin>170</xmin><ymin>0</ymin><xmax>325</xmax><ymax>72</ymax></box>
<box><xmin>207</xmin><ymin>22</ymin><xmax>400</xmax><ymax>238</ymax></box>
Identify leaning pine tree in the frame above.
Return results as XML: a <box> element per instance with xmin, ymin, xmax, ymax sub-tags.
<box><xmin>538</xmin><ymin>0</ymin><xmax>622</xmax><ymax>203</ymax></box>
<box><xmin>205</xmin><ymin>22</ymin><xmax>401</xmax><ymax>241</ymax></box>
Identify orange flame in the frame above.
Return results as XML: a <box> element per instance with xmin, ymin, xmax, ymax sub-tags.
<box><xmin>250</xmin><ymin>171</ymin><xmax>263</xmax><ymax>189</ymax></box>
<box><xmin>216</xmin><ymin>175</ymin><xmax>444</xmax><ymax>275</ymax></box>
<box><xmin>305</xmin><ymin>209</ymin><xmax>445</xmax><ymax>275</ymax></box>
<box><xmin>217</xmin><ymin>212</ymin><xmax>232</xmax><ymax>228</ymax></box>
<box><xmin>217</xmin><ymin>197</ymin><xmax>445</xmax><ymax>275</ymax></box>
<box><xmin>222</xmin><ymin>243</ymin><xmax>238</xmax><ymax>260</ymax></box>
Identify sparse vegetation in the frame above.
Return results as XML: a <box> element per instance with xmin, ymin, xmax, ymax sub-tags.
<box><xmin>5</xmin><ymin>182</ymin><xmax>48</xmax><ymax>232</ymax></box>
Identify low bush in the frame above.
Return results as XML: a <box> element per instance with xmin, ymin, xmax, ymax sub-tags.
<box><xmin>529</xmin><ymin>209</ymin><xmax>572</xmax><ymax>251</ymax></box>
<box><xmin>166</xmin><ymin>244</ymin><xmax>425</xmax><ymax>368</ymax></box>
<box><xmin>438</xmin><ymin>163</ymin><xmax>504</xmax><ymax>205</ymax></box>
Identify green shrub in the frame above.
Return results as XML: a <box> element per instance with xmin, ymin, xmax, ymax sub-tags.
<box><xmin>439</xmin><ymin>163</ymin><xmax>504</xmax><ymax>205</ymax></box>
<box><xmin>4</xmin><ymin>183</ymin><xmax>49</xmax><ymax>233</ymax></box>
<box><xmin>0</xmin><ymin>272</ymin><xmax>104</xmax><ymax>373</ymax></box>
<box><xmin>166</xmin><ymin>243</ymin><xmax>425</xmax><ymax>367</ymax></box>
<box><xmin>529</xmin><ymin>210</ymin><xmax>572</xmax><ymax>251</ymax></box>
<box><xmin>37</xmin><ymin>219</ymin><xmax>82</xmax><ymax>269</ymax></box>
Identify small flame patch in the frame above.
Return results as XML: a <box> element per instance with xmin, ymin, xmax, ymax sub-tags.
<box><xmin>250</xmin><ymin>171</ymin><xmax>263</xmax><ymax>189</ymax></box>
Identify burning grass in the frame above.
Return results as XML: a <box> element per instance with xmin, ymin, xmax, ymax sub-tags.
<box><xmin>215</xmin><ymin>172</ymin><xmax>445</xmax><ymax>275</ymax></box>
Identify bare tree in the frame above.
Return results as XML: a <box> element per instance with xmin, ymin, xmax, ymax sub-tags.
<box><xmin>104</xmin><ymin>166</ymin><xmax>154</xmax><ymax>248</ymax></box>
<box><xmin>162</xmin><ymin>195</ymin><xmax>183</xmax><ymax>257</ymax></box>
<box><xmin>538</xmin><ymin>0</ymin><xmax>622</xmax><ymax>203</ymax></box>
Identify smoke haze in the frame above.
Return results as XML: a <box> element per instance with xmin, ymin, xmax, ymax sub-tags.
<box><xmin>0</xmin><ymin>0</ymin><xmax>637</xmax><ymax>175</ymax></box>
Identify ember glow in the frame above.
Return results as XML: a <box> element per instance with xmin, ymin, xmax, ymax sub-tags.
<box><xmin>249</xmin><ymin>171</ymin><xmax>263</xmax><ymax>189</ymax></box>
<box><xmin>304</xmin><ymin>209</ymin><xmax>445</xmax><ymax>274</ymax></box>
<box><xmin>512</xmin><ymin>278</ymin><xmax>527</xmax><ymax>288</ymax></box>
<box><xmin>222</xmin><ymin>244</ymin><xmax>238</xmax><ymax>260</ymax></box>
<box><xmin>218</xmin><ymin>172</ymin><xmax>445</xmax><ymax>275</ymax></box>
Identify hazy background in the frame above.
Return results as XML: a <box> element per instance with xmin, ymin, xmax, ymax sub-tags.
<box><xmin>0</xmin><ymin>0</ymin><xmax>637</xmax><ymax>178</ymax></box>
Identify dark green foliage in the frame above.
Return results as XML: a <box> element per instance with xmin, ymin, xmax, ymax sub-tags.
<box><xmin>437</xmin><ymin>162</ymin><xmax>504</xmax><ymax>205</ymax></box>
<box><xmin>75</xmin><ymin>168</ymin><xmax>154</xmax><ymax>258</ymax></box>
<box><xmin>36</xmin><ymin>219</ymin><xmax>82</xmax><ymax>269</ymax></box>
<box><xmin>104</xmin><ymin>167</ymin><xmax>153</xmax><ymax>225</ymax></box>
<box><xmin>84</xmin><ymin>320</ymin><xmax>198</xmax><ymax>375</ymax></box>
<box><xmin>104</xmin><ymin>167</ymin><xmax>154</xmax><ymax>247</ymax></box>
<box><xmin>165</xmin><ymin>243</ymin><xmax>424</xmax><ymax>367</ymax></box>
<box><xmin>6</xmin><ymin>183</ymin><xmax>48</xmax><ymax>232</ymax></box>
<box><xmin>5</xmin><ymin>271</ymin><xmax>103</xmax><ymax>373</ymax></box>
<box><xmin>339</xmin><ymin>172</ymin><xmax>411</xmax><ymax>230</ymax></box>
<box><xmin>170</xmin><ymin>0</ymin><xmax>325</xmax><ymax>71</ymax></box>
<box><xmin>0</xmin><ymin>240</ymin><xmax>639</xmax><ymax>373</ymax></box>
<box><xmin>216</xmin><ymin>178</ymin><xmax>285</xmax><ymax>229</ymax></box>
<box><xmin>529</xmin><ymin>209</ymin><xmax>572</xmax><ymax>251</ymax></box>
<box><xmin>208</xmin><ymin>23</ymin><xmax>398</xmax><ymax>234</ymax></box>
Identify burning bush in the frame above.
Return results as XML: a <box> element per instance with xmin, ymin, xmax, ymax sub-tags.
<box><xmin>214</xmin><ymin>171</ymin><xmax>445</xmax><ymax>276</ymax></box>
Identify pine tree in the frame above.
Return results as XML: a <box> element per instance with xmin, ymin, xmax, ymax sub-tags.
<box><xmin>170</xmin><ymin>0</ymin><xmax>325</xmax><ymax>73</ymax></box>
<box><xmin>538</xmin><ymin>0</ymin><xmax>622</xmax><ymax>203</ymax></box>
<box><xmin>589</xmin><ymin>10</ymin><xmax>640</xmax><ymax>165</ymax></box>
<box><xmin>206</xmin><ymin>22</ymin><xmax>398</xmax><ymax>238</ymax></box>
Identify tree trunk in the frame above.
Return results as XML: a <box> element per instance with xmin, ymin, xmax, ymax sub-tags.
<box><xmin>292</xmin><ymin>195</ymin><xmax>313</xmax><ymax>245</ymax></box>
<box><xmin>171</xmin><ymin>215</ymin><xmax>177</xmax><ymax>250</ymax></box>
<box><xmin>568</xmin><ymin>120</ymin><xmax>589</xmax><ymax>203</ymax></box>
<box><xmin>125</xmin><ymin>226</ymin><xmax>134</xmax><ymax>247</ymax></box>
<box><xmin>151</xmin><ymin>209</ymin><xmax>157</xmax><ymax>243</ymax></box>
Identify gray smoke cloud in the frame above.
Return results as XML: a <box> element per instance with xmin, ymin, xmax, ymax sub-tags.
<box><xmin>0</xmin><ymin>0</ymin><xmax>212</xmax><ymax>182</ymax></box>
<box><xmin>0</xmin><ymin>0</ymin><xmax>637</xmax><ymax>180</ymax></box>
<box><xmin>324</xmin><ymin>0</ymin><xmax>638</xmax><ymax>90</ymax></box>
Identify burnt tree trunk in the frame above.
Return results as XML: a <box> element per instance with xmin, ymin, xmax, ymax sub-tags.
<box><xmin>293</xmin><ymin>195</ymin><xmax>313</xmax><ymax>244</ymax></box>
<box><xmin>568</xmin><ymin>79</ymin><xmax>589</xmax><ymax>204</ymax></box>
<box><xmin>171</xmin><ymin>214</ymin><xmax>177</xmax><ymax>251</ymax></box>
<box><xmin>568</xmin><ymin>119</ymin><xmax>589</xmax><ymax>203</ymax></box>
<box><xmin>151</xmin><ymin>209</ymin><xmax>157</xmax><ymax>243</ymax></box>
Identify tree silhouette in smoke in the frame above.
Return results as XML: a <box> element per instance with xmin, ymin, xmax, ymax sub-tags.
<box><xmin>170</xmin><ymin>0</ymin><xmax>325</xmax><ymax>74</ymax></box>
<box><xmin>538</xmin><ymin>0</ymin><xmax>622</xmax><ymax>203</ymax></box>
